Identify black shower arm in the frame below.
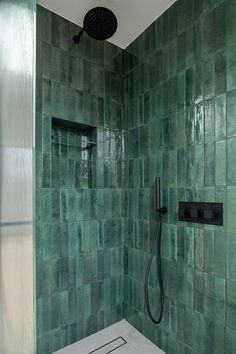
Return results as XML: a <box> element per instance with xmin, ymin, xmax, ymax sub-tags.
<box><xmin>73</xmin><ymin>28</ymin><xmax>85</xmax><ymax>44</ymax></box>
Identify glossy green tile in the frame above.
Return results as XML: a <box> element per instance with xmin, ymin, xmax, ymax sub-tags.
<box><xmin>42</xmin><ymin>153</ymin><xmax>51</xmax><ymax>188</ymax></box>
<box><xmin>227</xmin><ymin>89</ymin><xmax>236</xmax><ymax>138</ymax></box>
<box><xmin>227</xmin><ymin>187</ymin><xmax>236</xmax><ymax>231</ymax></box>
<box><xmin>226</xmin><ymin>280</ymin><xmax>236</xmax><ymax>330</ymax></box>
<box><xmin>227</xmin><ymin>233</ymin><xmax>236</xmax><ymax>281</ymax></box>
<box><xmin>226</xmin><ymin>327</ymin><xmax>236</xmax><ymax>354</ymax></box>
<box><xmin>215</xmin><ymin>276</ymin><xmax>226</xmax><ymax>324</ymax></box>
<box><xmin>204</xmin><ymin>0</ymin><xmax>225</xmax><ymax>13</ymax></box>
<box><xmin>42</xmin><ymin>332</ymin><xmax>50</xmax><ymax>354</ymax></box>
<box><xmin>59</xmin><ymin>18</ymin><xmax>68</xmax><ymax>51</ymax></box>
<box><xmin>204</xmin><ymin>273</ymin><xmax>215</xmax><ymax>320</ymax></box>
<box><xmin>169</xmin><ymin>40</ymin><xmax>177</xmax><ymax>78</ymax></box>
<box><xmin>195</xmin><ymin>19</ymin><xmax>204</xmax><ymax>61</ymax></box>
<box><xmin>60</xmin><ymin>50</ymin><xmax>69</xmax><ymax>83</ymax></box>
<box><xmin>51</xmin><ymin>13</ymin><xmax>60</xmax><ymax>48</ymax></box>
<box><xmin>215</xmin><ymin>93</ymin><xmax>226</xmax><ymax>140</ymax></box>
<box><xmin>226</xmin><ymin>0</ymin><xmax>236</xmax><ymax>43</ymax></box>
<box><xmin>204</xmin><ymin>54</ymin><xmax>214</xmax><ymax>100</ymax></box>
<box><xmin>186</xmin><ymin>68</ymin><xmax>194</xmax><ymax>108</ymax></box>
<box><xmin>227</xmin><ymin>137</ymin><xmax>236</xmax><ymax>185</ymax></box>
<box><xmin>177</xmin><ymin>149</ymin><xmax>186</xmax><ymax>187</ymax></box>
<box><xmin>205</xmin><ymin>99</ymin><xmax>215</xmax><ymax>143</ymax></box>
<box><xmin>227</xmin><ymin>41</ymin><xmax>236</xmax><ymax>91</ymax></box>
<box><xmin>192</xmin><ymin>311</ymin><xmax>204</xmax><ymax>353</ymax></box>
<box><xmin>177</xmin><ymin>32</ymin><xmax>186</xmax><ymax>72</ymax></box>
<box><xmin>177</xmin><ymin>72</ymin><xmax>186</xmax><ymax>110</ymax></box>
<box><xmin>214</xmin><ymin>49</ymin><xmax>226</xmax><ymax>96</ymax></box>
<box><xmin>177</xmin><ymin>0</ymin><xmax>186</xmax><ymax>35</ymax></box>
<box><xmin>204</xmin><ymin>317</ymin><xmax>225</xmax><ymax>354</ymax></box>
<box><xmin>215</xmin><ymin>140</ymin><xmax>226</xmax><ymax>185</ymax></box>
<box><xmin>195</xmin><ymin>228</ymin><xmax>204</xmax><ymax>271</ymax></box>
<box><xmin>214</xmin><ymin>231</ymin><xmax>226</xmax><ymax>278</ymax></box>
<box><xmin>42</xmin><ymin>42</ymin><xmax>52</xmax><ymax>79</ymax></box>
<box><xmin>42</xmin><ymin>7</ymin><xmax>51</xmax><ymax>44</ymax></box>
<box><xmin>194</xmin><ymin>103</ymin><xmax>204</xmax><ymax>145</ymax></box>
<box><xmin>195</xmin><ymin>144</ymin><xmax>204</xmax><ymax>186</ymax></box>
<box><xmin>42</xmin><ymin>295</ymin><xmax>51</xmax><ymax>332</ymax></box>
<box><xmin>214</xmin><ymin>3</ymin><xmax>226</xmax><ymax>51</ymax></box>
<box><xmin>195</xmin><ymin>0</ymin><xmax>204</xmax><ymax>18</ymax></box>
<box><xmin>42</xmin><ymin>78</ymin><xmax>51</xmax><ymax>114</ymax></box>
<box><xmin>184</xmin><ymin>0</ymin><xmax>194</xmax><ymax>27</ymax></box>
<box><xmin>204</xmin><ymin>230</ymin><xmax>214</xmax><ymax>274</ymax></box>
<box><xmin>204</xmin><ymin>11</ymin><xmax>214</xmax><ymax>55</ymax></box>
<box><xmin>204</xmin><ymin>143</ymin><xmax>215</xmax><ymax>186</ymax></box>
<box><xmin>186</xmin><ymin>147</ymin><xmax>195</xmax><ymax>187</ymax></box>
<box><xmin>163</xmin><ymin>44</ymin><xmax>169</xmax><ymax>81</ymax></box>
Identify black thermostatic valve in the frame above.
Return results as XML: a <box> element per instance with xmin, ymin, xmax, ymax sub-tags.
<box><xmin>179</xmin><ymin>202</ymin><xmax>223</xmax><ymax>226</ymax></box>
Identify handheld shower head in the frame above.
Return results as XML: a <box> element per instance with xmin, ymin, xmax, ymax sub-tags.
<box><xmin>155</xmin><ymin>176</ymin><xmax>167</xmax><ymax>215</ymax></box>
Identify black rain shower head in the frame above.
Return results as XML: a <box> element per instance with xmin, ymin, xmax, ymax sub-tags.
<box><xmin>73</xmin><ymin>7</ymin><xmax>118</xmax><ymax>44</ymax></box>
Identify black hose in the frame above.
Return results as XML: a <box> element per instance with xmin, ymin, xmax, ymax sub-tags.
<box><xmin>144</xmin><ymin>213</ymin><xmax>164</xmax><ymax>324</ymax></box>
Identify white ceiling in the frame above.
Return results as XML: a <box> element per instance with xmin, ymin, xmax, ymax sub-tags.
<box><xmin>37</xmin><ymin>0</ymin><xmax>176</xmax><ymax>49</ymax></box>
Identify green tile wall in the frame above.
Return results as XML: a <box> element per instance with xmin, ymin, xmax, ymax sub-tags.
<box><xmin>36</xmin><ymin>0</ymin><xmax>236</xmax><ymax>353</ymax></box>
<box><xmin>123</xmin><ymin>0</ymin><xmax>236</xmax><ymax>353</ymax></box>
<box><xmin>36</xmin><ymin>6</ymin><xmax>125</xmax><ymax>353</ymax></box>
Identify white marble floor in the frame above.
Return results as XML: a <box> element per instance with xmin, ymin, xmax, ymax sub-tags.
<box><xmin>54</xmin><ymin>320</ymin><xmax>165</xmax><ymax>354</ymax></box>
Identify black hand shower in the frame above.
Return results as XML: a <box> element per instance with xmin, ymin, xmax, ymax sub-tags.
<box><xmin>144</xmin><ymin>177</ymin><xmax>167</xmax><ymax>324</ymax></box>
<box><xmin>73</xmin><ymin>7</ymin><xmax>118</xmax><ymax>44</ymax></box>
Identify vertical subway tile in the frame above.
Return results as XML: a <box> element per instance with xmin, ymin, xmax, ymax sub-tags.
<box><xmin>226</xmin><ymin>327</ymin><xmax>236</xmax><ymax>354</ymax></box>
<box><xmin>227</xmin><ymin>88</ymin><xmax>236</xmax><ymax>137</ymax></box>
<box><xmin>227</xmin><ymin>233</ymin><xmax>236</xmax><ymax>281</ymax></box>
<box><xmin>204</xmin><ymin>99</ymin><xmax>215</xmax><ymax>143</ymax></box>
<box><xmin>204</xmin><ymin>143</ymin><xmax>215</xmax><ymax>186</ymax></box>
<box><xmin>204</xmin><ymin>230</ymin><xmax>214</xmax><ymax>274</ymax></box>
<box><xmin>215</xmin><ymin>140</ymin><xmax>226</xmax><ymax>185</ymax></box>
<box><xmin>226</xmin><ymin>0</ymin><xmax>236</xmax><ymax>43</ymax></box>
<box><xmin>195</xmin><ymin>144</ymin><xmax>204</xmax><ymax>186</ymax></box>
<box><xmin>227</xmin><ymin>137</ymin><xmax>236</xmax><ymax>185</ymax></box>
<box><xmin>227</xmin><ymin>41</ymin><xmax>236</xmax><ymax>91</ymax></box>
<box><xmin>215</xmin><ymin>93</ymin><xmax>226</xmax><ymax>140</ymax></box>
<box><xmin>214</xmin><ymin>231</ymin><xmax>226</xmax><ymax>278</ymax></box>
<box><xmin>226</xmin><ymin>280</ymin><xmax>236</xmax><ymax>330</ymax></box>
<box><xmin>204</xmin><ymin>54</ymin><xmax>214</xmax><ymax>100</ymax></box>
<box><xmin>194</xmin><ymin>61</ymin><xmax>204</xmax><ymax>104</ymax></box>
<box><xmin>186</xmin><ymin>67</ymin><xmax>194</xmax><ymax>107</ymax></box>
<box><xmin>227</xmin><ymin>187</ymin><xmax>236</xmax><ymax>231</ymax></box>
<box><xmin>204</xmin><ymin>11</ymin><xmax>214</xmax><ymax>55</ymax></box>
<box><xmin>214</xmin><ymin>3</ymin><xmax>226</xmax><ymax>51</ymax></box>
<box><xmin>214</xmin><ymin>49</ymin><xmax>226</xmax><ymax>96</ymax></box>
<box><xmin>195</xmin><ymin>103</ymin><xmax>204</xmax><ymax>145</ymax></box>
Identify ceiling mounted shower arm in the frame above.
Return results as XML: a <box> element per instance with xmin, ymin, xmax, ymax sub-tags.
<box><xmin>73</xmin><ymin>27</ymin><xmax>85</xmax><ymax>44</ymax></box>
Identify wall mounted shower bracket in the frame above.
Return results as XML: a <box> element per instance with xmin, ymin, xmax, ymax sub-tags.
<box><xmin>157</xmin><ymin>206</ymin><xmax>168</xmax><ymax>215</ymax></box>
<box><xmin>155</xmin><ymin>176</ymin><xmax>168</xmax><ymax>215</ymax></box>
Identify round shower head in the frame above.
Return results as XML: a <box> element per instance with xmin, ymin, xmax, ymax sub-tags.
<box><xmin>73</xmin><ymin>7</ymin><xmax>117</xmax><ymax>44</ymax></box>
<box><xmin>84</xmin><ymin>7</ymin><xmax>118</xmax><ymax>40</ymax></box>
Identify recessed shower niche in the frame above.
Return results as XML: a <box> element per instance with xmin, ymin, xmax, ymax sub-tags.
<box><xmin>51</xmin><ymin>117</ymin><xmax>97</xmax><ymax>189</ymax></box>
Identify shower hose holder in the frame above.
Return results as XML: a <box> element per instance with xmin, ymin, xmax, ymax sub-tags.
<box><xmin>156</xmin><ymin>206</ymin><xmax>168</xmax><ymax>215</ymax></box>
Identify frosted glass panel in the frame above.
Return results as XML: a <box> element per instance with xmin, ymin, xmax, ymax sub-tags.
<box><xmin>0</xmin><ymin>0</ymin><xmax>35</xmax><ymax>353</ymax></box>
